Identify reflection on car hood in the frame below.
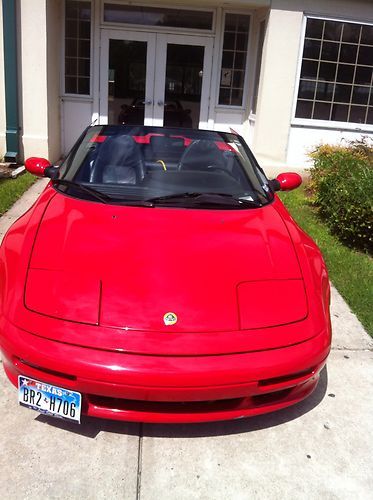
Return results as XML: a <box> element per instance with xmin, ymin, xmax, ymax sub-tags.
<box><xmin>26</xmin><ymin>194</ymin><xmax>302</xmax><ymax>332</ymax></box>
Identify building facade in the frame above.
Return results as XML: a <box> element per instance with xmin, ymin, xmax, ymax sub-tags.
<box><xmin>1</xmin><ymin>0</ymin><xmax>372</xmax><ymax>168</ymax></box>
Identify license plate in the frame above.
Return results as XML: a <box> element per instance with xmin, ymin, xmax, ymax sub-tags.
<box><xmin>18</xmin><ymin>376</ymin><xmax>82</xmax><ymax>423</ymax></box>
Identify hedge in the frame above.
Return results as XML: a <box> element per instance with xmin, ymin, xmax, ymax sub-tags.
<box><xmin>308</xmin><ymin>138</ymin><xmax>373</xmax><ymax>254</ymax></box>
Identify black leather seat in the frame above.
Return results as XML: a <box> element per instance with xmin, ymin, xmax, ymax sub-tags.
<box><xmin>178</xmin><ymin>140</ymin><xmax>226</xmax><ymax>171</ymax></box>
<box><xmin>90</xmin><ymin>135</ymin><xmax>145</xmax><ymax>184</ymax></box>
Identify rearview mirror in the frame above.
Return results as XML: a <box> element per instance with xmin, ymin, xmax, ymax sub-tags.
<box><xmin>269</xmin><ymin>172</ymin><xmax>302</xmax><ymax>192</ymax></box>
<box><xmin>25</xmin><ymin>157</ymin><xmax>59</xmax><ymax>179</ymax></box>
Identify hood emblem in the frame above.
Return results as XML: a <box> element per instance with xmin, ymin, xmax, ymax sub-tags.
<box><xmin>163</xmin><ymin>312</ymin><xmax>177</xmax><ymax>326</ymax></box>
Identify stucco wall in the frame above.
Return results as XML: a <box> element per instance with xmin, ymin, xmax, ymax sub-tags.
<box><xmin>19</xmin><ymin>0</ymin><xmax>49</xmax><ymax>159</ymax></box>
<box><xmin>46</xmin><ymin>0</ymin><xmax>62</xmax><ymax>162</ymax></box>
<box><xmin>252</xmin><ymin>0</ymin><xmax>373</xmax><ymax>165</ymax></box>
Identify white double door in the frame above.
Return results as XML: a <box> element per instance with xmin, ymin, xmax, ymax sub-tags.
<box><xmin>100</xmin><ymin>30</ymin><xmax>213</xmax><ymax>128</ymax></box>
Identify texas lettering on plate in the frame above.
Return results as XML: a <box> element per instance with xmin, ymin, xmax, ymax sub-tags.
<box><xmin>18</xmin><ymin>375</ymin><xmax>82</xmax><ymax>423</ymax></box>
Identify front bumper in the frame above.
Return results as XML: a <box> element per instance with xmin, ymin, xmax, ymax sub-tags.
<box><xmin>0</xmin><ymin>317</ymin><xmax>330</xmax><ymax>423</ymax></box>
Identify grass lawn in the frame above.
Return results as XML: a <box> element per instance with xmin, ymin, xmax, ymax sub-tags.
<box><xmin>0</xmin><ymin>173</ymin><xmax>36</xmax><ymax>216</ymax></box>
<box><xmin>279</xmin><ymin>186</ymin><xmax>373</xmax><ymax>337</ymax></box>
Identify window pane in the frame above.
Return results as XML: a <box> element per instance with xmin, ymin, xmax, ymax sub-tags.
<box><xmin>233</xmin><ymin>70</ymin><xmax>245</xmax><ymax>88</ymax></box>
<box><xmin>321</xmin><ymin>41</ymin><xmax>339</xmax><ymax>61</ymax></box>
<box><xmin>231</xmin><ymin>89</ymin><xmax>243</xmax><ymax>106</ymax></box>
<box><xmin>361</xmin><ymin>25</ymin><xmax>373</xmax><ymax>45</ymax></box>
<box><xmin>303</xmin><ymin>39</ymin><xmax>321</xmax><ymax>59</ymax></box>
<box><xmin>79</xmin><ymin>20</ymin><xmax>91</xmax><ymax>38</ymax></box>
<box><xmin>349</xmin><ymin>105</ymin><xmax>366</xmax><ymax>123</ymax></box>
<box><xmin>367</xmin><ymin>107</ymin><xmax>373</xmax><ymax>124</ymax></box>
<box><xmin>78</xmin><ymin>58</ymin><xmax>90</xmax><ymax>77</ymax></box>
<box><xmin>78</xmin><ymin>77</ymin><xmax>90</xmax><ymax>94</ymax></box>
<box><xmin>300</xmin><ymin>60</ymin><xmax>318</xmax><ymax>79</ymax></box>
<box><xmin>222</xmin><ymin>51</ymin><xmax>234</xmax><ymax>67</ymax></box>
<box><xmin>324</xmin><ymin>21</ymin><xmax>342</xmax><ymax>41</ymax></box>
<box><xmin>342</xmin><ymin>23</ymin><xmax>361</xmax><ymax>43</ymax></box>
<box><xmin>236</xmin><ymin>33</ymin><xmax>248</xmax><ymax>49</ymax></box>
<box><xmin>298</xmin><ymin>80</ymin><xmax>316</xmax><ymax>99</ymax></box>
<box><xmin>315</xmin><ymin>81</ymin><xmax>334</xmax><ymax>101</ymax></box>
<box><xmin>318</xmin><ymin>62</ymin><xmax>337</xmax><ymax>81</ymax></box>
<box><xmin>336</xmin><ymin>64</ymin><xmax>354</xmax><ymax>83</ymax></box>
<box><xmin>65</xmin><ymin>76</ymin><xmax>77</xmax><ymax>93</ymax></box>
<box><xmin>234</xmin><ymin>52</ymin><xmax>246</xmax><ymax>70</ymax></box>
<box><xmin>334</xmin><ymin>84</ymin><xmax>352</xmax><ymax>103</ymax></box>
<box><xmin>354</xmin><ymin>66</ymin><xmax>372</xmax><ymax>85</ymax></box>
<box><xmin>351</xmin><ymin>86</ymin><xmax>370</xmax><ymax>105</ymax></box>
<box><xmin>339</xmin><ymin>44</ymin><xmax>358</xmax><ymax>64</ymax></box>
<box><xmin>66</xmin><ymin>19</ymin><xmax>78</xmax><ymax>38</ymax></box>
<box><xmin>65</xmin><ymin>57</ymin><xmax>77</xmax><ymax>75</ymax></box>
<box><xmin>104</xmin><ymin>4</ymin><xmax>213</xmax><ymax>30</ymax></box>
<box><xmin>219</xmin><ymin>88</ymin><xmax>230</xmax><ymax>105</ymax></box>
<box><xmin>313</xmin><ymin>101</ymin><xmax>331</xmax><ymax>119</ymax></box>
<box><xmin>305</xmin><ymin>18</ymin><xmax>324</xmax><ymax>39</ymax></box>
<box><xmin>331</xmin><ymin>103</ymin><xmax>349</xmax><ymax>121</ymax></box>
<box><xmin>357</xmin><ymin>45</ymin><xmax>373</xmax><ymax>65</ymax></box>
<box><xmin>295</xmin><ymin>100</ymin><xmax>313</xmax><ymax>118</ymax></box>
<box><xmin>223</xmin><ymin>32</ymin><xmax>235</xmax><ymax>50</ymax></box>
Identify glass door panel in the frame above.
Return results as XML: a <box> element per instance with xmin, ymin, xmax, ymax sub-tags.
<box><xmin>100</xmin><ymin>30</ymin><xmax>156</xmax><ymax>125</ymax></box>
<box><xmin>164</xmin><ymin>44</ymin><xmax>204</xmax><ymax>128</ymax></box>
<box><xmin>109</xmin><ymin>40</ymin><xmax>147</xmax><ymax>125</ymax></box>
<box><xmin>153</xmin><ymin>35</ymin><xmax>213</xmax><ymax>129</ymax></box>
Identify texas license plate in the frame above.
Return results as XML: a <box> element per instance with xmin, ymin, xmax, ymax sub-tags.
<box><xmin>18</xmin><ymin>376</ymin><xmax>82</xmax><ymax>423</ymax></box>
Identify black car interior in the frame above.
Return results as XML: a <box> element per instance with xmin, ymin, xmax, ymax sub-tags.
<box><xmin>73</xmin><ymin>132</ymin><xmax>256</xmax><ymax>196</ymax></box>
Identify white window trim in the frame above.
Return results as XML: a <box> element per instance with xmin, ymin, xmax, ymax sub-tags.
<box><xmin>62</xmin><ymin>0</ymin><xmax>94</xmax><ymax>98</ymax></box>
<box><xmin>291</xmin><ymin>13</ymin><xmax>373</xmax><ymax>130</ymax></box>
<box><xmin>101</xmin><ymin>0</ymin><xmax>216</xmax><ymax>35</ymax></box>
<box><xmin>292</xmin><ymin>117</ymin><xmax>373</xmax><ymax>133</ymax></box>
<box><xmin>215</xmin><ymin>9</ymin><xmax>254</xmax><ymax>111</ymax></box>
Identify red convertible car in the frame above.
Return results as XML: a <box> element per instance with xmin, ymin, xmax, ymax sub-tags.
<box><xmin>0</xmin><ymin>126</ymin><xmax>331</xmax><ymax>424</ymax></box>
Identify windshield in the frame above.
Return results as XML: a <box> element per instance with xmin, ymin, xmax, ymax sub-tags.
<box><xmin>57</xmin><ymin>126</ymin><xmax>272</xmax><ymax>209</ymax></box>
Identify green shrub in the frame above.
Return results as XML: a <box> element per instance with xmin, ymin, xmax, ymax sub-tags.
<box><xmin>308</xmin><ymin>138</ymin><xmax>373</xmax><ymax>254</ymax></box>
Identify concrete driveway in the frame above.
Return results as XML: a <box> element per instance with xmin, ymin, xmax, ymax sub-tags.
<box><xmin>1</xmin><ymin>179</ymin><xmax>372</xmax><ymax>500</ymax></box>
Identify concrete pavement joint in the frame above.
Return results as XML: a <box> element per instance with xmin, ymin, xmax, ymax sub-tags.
<box><xmin>331</xmin><ymin>347</ymin><xmax>373</xmax><ymax>351</ymax></box>
<box><xmin>136</xmin><ymin>423</ymin><xmax>144</xmax><ymax>500</ymax></box>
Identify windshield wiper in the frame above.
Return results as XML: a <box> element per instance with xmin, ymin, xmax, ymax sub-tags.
<box><xmin>52</xmin><ymin>179</ymin><xmax>111</xmax><ymax>204</ymax></box>
<box><xmin>146</xmin><ymin>192</ymin><xmax>262</xmax><ymax>208</ymax></box>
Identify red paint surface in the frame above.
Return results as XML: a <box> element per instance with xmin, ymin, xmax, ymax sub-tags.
<box><xmin>0</xmin><ymin>179</ymin><xmax>331</xmax><ymax>423</ymax></box>
<box><xmin>25</xmin><ymin>157</ymin><xmax>51</xmax><ymax>177</ymax></box>
<box><xmin>276</xmin><ymin>172</ymin><xmax>303</xmax><ymax>191</ymax></box>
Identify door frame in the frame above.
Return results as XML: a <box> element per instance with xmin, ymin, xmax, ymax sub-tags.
<box><xmin>99</xmin><ymin>29</ymin><xmax>213</xmax><ymax>128</ymax></box>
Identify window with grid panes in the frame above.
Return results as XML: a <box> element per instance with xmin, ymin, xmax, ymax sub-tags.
<box><xmin>65</xmin><ymin>0</ymin><xmax>91</xmax><ymax>95</ymax></box>
<box><xmin>295</xmin><ymin>18</ymin><xmax>373</xmax><ymax>124</ymax></box>
<box><xmin>219</xmin><ymin>13</ymin><xmax>250</xmax><ymax>106</ymax></box>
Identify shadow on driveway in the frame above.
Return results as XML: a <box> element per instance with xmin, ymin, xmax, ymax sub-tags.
<box><xmin>35</xmin><ymin>367</ymin><xmax>328</xmax><ymax>439</ymax></box>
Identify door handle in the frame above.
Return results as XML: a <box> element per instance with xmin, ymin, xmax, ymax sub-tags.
<box><xmin>142</xmin><ymin>99</ymin><xmax>152</xmax><ymax>105</ymax></box>
<box><xmin>157</xmin><ymin>100</ymin><xmax>164</xmax><ymax>106</ymax></box>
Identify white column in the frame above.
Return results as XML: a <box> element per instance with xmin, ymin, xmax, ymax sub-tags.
<box><xmin>252</xmin><ymin>6</ymin><xmax>303</xmax><ymax>163</ymax></box>
<box><xmin>19</xmin><ymin>0</ymin><xmax>61</xmax><ymax>161</ymax></box>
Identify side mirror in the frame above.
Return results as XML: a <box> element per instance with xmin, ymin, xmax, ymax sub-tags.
<box><xmin>25</xmin><ymin>157</ymin><xmax>59</xmax><ymax>179</ymax></box>
<box><xmin>269</xmin><ymin>172</ymin><xmax>302</xmax><ymax>192</ymax></box>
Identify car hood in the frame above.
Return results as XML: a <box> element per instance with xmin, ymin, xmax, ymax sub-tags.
<box><xmin>25</xmin><ymin>194</ymin><xmax>304</xmax><ymax>334</ymax></box>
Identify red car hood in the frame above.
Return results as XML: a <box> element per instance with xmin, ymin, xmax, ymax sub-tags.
<box><xmin>25</xmin><ymin>194</ymin><xmax>304</xmax><ymax>334</ymax></box>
